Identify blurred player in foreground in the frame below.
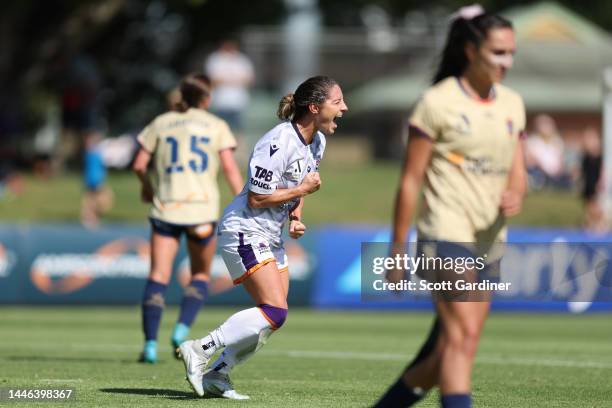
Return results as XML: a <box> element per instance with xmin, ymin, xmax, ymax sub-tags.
<box><xmin>179</xmin><ymin>76</ymin><xmax>348</xmax><ymax>399</ymax></box>
<box><xmin>132</xmin><ymin>73</ymin><xmax>243</xmax><ymax>363</ymax></box>
<box><xmin>374</xmin><ymin>6</ymin><xmax>526</xmax><ymax>408</ymax></box>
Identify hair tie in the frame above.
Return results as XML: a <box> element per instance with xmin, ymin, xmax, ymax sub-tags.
<box><xmin>449</xmin><ymin>4</ymin><xmax>485</xmax><ymax>22</ymax></box>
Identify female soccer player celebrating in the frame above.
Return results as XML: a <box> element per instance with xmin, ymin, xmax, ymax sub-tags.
<box><xmin>179</xmin><ymin>76</ymin><xmax>348</xmax><ymax>399</ymax></box>
<box><xmin>133</xmin><ymin>73</ymin><xmax>243</xmax><ymax>363</ymax></box>
<box><xmin>374</xmin><ymin>6</ymin><xmax>526</xmax><ymax>408</ymax></box>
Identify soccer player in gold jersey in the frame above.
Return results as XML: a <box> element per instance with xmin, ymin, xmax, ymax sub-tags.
<box><xmin>132</xmin><ymin>73</ymin><xmax>243</xmax><ymax>363</ymax></box>
<box><xmin>374</xmin><ymin>6</ymin><xmax>527</xmax><ymax>408</ymax></box>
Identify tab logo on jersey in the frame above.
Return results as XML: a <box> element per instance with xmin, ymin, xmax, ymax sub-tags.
<box><xmin>270</xmin><ymin>143</ymin><xmax>280</xmax><ymax>157</ymax></box>
<box><xmin>254</xmin><ymin>166</ymin><xmax>273</xmax><ymax>182</ymax></box>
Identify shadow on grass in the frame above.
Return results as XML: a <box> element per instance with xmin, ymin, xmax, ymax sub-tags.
<box><xmin>99</xmin><ymin>388</ymin><xmax>216</xmax><ymax>400</ymax></box>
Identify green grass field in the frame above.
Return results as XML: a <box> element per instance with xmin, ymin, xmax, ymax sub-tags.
<box><xmin>0</xmin><ymin>162</ymin><xmax>584</xmax><ymax>227</ymax></box>
<box><xmin>1</xmin><ymin>307</ymin><xmax>611</xmax><ymax>407</ymax></box>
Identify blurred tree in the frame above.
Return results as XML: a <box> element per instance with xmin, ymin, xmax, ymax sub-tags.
<box><xmin>319</xmin><ymin>0</ymin><xmax>612</xmax><ymax>31</ymax></box>
<box><xmin>0</xmin><ymin>0</ymin><xmax>285</xmax><ymax>140</ymax></box>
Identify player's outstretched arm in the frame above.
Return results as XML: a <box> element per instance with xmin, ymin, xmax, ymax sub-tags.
<box><xmin>219</xmin><ymin>148</ymin><xmax>244</xmax><ymax>195</ymax></box>
<box><xmin>248</xmin><ymin>172</ymin><xmax>320</xmax><ymax>209</ymax></box>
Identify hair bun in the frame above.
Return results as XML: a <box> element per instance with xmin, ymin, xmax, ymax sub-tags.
<box><xmin>277</xmin><ymin>93</ymin><xmax>296</xmax><ymax>120</ymax></box>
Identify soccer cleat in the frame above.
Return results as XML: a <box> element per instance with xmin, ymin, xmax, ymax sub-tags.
<box><xmin>202</xmin><ymin>369</ymin><xmax>250</xmax><ymax>400</ymax></box>
<box><xmin>178</xmin><ymin>340</ymin><xmax>210</xmax><ymax>397</ymax></box>
<box><xmin>138</xmin><ymin>340</ymin><xmax>157</xmax><ymax>364</ymax></box>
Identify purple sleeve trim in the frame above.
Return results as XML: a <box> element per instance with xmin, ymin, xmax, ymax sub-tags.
<box><xmin>409</xmin><ymin>124</ymin><xmax>434</xmax><ymax>141</ymax></box>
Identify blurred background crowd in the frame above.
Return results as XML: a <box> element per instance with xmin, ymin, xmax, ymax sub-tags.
<box><xmin>1</xmin><ymin>0</ymin><xmax>612</xmax><ymax>230</ymax></box>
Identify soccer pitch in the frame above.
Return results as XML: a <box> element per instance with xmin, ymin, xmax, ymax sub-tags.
<box><xmin>1</xmin><ymin>307</ymin><xmax>611</xmax><ymax>407</ymax></box>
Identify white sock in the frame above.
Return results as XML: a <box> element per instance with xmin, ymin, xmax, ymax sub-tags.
<box><xmin>204</xmin><ymin>307</ymin><xmax>273</xmax><ymax>366</ymax></box>
<box><xmin>198</xmin><ymin>328</ymin><xmax>225</xmax><ymax>358</ymax></box>
<box><xmin>208</xmin><ymin>347</ymin><xmax>238</xmax><ymax>375</ymax></box>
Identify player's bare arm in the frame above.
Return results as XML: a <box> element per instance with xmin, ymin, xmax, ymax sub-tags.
<box><xmin>289</xmin><ymin>197</ymin><xmax>305</xmax><ymax>239</ymax></box>
<box><xmin>500</xmin><ymin>140</ymin><xmax>527</xmax><ymax>217</ymax></box>
<box><xmin>219</xmin><ymin>148</ymin><xmax>244</xmax><ymax>195</ymax></box>
<box><xmin>132</xmin><ymin>148</ymin><xmax>154</xmax><ymax>203</ymax></box>
<box><xmin>387</xmin><ymin>135</ymin><xmax>433</xmax><ymax>284</ymax></box>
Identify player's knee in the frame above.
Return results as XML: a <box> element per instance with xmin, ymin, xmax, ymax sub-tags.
<box><xmin>259</xmin><ymin>304</ymin><xmax>288</xmax><ymax>329</ymax></box>
<box><xmin>443</xmin><ymin>324</ymin><xmax>480</xmax><ymax>358</ymax></box>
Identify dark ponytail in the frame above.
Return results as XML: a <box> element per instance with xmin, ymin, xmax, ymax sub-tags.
<box><xmin>277</xmin><ymin>75</ymin><xmax>338</xmax><ymax>121</ymax></box>
<box><xmin>433</xmin><ymin>13</ymin><xmax>512</xmax><ymax>84</ymax></box>
<box><xmin>177</xmin><ymin>73</ymin><xmax>212</xmax><ymax>112</ymax></box>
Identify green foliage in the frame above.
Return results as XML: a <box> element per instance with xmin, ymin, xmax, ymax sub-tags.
<box><xmin>0</xmin><ymin>163</ymin><xmax>584</xmax><ymax>227</ymax></box>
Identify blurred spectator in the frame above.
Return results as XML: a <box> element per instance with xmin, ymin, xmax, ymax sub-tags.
<box><xmin>580</xmin><ymin>127</ymin><xmax>605</xmax><ymax>232</ymax></box>
<box><xmin>49</xmin><ymin>47</ymin><xmax>104</xmax><ymax>171</ymax></box>
<box><xmin>204</xmin><ymin>39</ymin><xmax>254</xmax><ymax>133</ymax></box>
<box><xmin>81</xmin><ymin>131</ymin><xmax>114</xmax><ymax>228</ymax></box>
<box><xmin>0</xmin><ymin>166</ymin><xmax>25</xmax><ymax>201</ymax></box>
<box><xmin>525</xmin><ymin>114</ymin><xmax>571</xmax><ymax>190</ymax></box>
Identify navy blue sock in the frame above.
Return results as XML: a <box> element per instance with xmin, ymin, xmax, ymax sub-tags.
<box><xmin>142</xmin><ymin>280</ymin><xmax>167</xmax><ymax>341</ymax></box>
<box><xmin>177</xmin><ymin>280</ymin><xmax>208</xmax><ymax>327</ymax></box>
<box><xmin>372</xmin><ymin>377</ymin><xmax>424</xmax><ymax>408</ymax></box>
<box><xmin>441</xmin><ymin>394</ymin><xmax>471</xmax><ymax>408</ymax></box>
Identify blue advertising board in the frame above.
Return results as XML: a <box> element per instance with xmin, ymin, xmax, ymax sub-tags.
<box><xmin>1</xmin><ymin>224</ymin><xmax>611</xmax><ymax>312</ymax></box>
<box><xmin>0</xmin><ymin>224</ymin><xmax>315</xmax><ymax>305</ymax></box>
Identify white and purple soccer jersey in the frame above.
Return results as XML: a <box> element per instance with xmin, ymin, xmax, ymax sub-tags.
<box><xmin>218</xmin><ymin>121</ymin><xmax>325</xmax><ymax>283</ymax></box>
<box><xmin>219</xmin><ymin>121</ymin><xmax>325</xmax><ymax>246</ymax></box>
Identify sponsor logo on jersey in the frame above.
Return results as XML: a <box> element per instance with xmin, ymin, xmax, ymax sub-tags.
<box><xmin>254</xmin><ymin>166</ymin><xmax>273</xmax><ymax>181</ymax></box>
<box><xmin>250</xmin><ymin>177</ymin><xmax>271</xmax><ymax>190</ymax></box>
<box><xmin>456</xmin><ymin>114</ymin><xmax>471</xmax><ymax>135</ymax></box>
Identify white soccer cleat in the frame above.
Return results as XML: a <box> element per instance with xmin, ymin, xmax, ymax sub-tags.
<box><xmin>202</xmin><ymin>369</ymin><xmax>250</xmax><ymax>400</ymax></box>
<box><xmin>178</xmin><ymin>340</ymin><xmax>210</xmax><ymax>397</ymax></box>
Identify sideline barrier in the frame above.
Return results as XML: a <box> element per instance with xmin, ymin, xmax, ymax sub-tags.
<box><xmin>313</xmin><ymin>226</ymin><xmax>612</xmax><ymax>312</ymax></box>
<box><xmin>0</xmin><ymin>224</ymin><xmax>314</xmax><ymax>305</ymax></box>
<box><xmin>1</xmin><ymin>224</ymin><xmax>611</xmax><ymax>311</ymax></box>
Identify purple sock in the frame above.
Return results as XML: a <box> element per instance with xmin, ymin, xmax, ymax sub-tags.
<box><xmin>178</xmin><ymin>280</ymin><xmax>208</xmax><ymax>326</ymax></box>
<box><xmin>441</xmin><ymin>394</ymin><xmax>471</xmax><ymax>408</ymax></box>
<box><xmin>258</xmin><ymin>304</ymin><xmax>287</xmax><ymax>329</ymax></box>
<box><xmin>142</xmin><ymin>280</ymin><xmax>167</xmax><ymax>341</ymax></box>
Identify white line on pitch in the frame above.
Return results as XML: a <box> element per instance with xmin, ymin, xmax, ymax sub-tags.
<box><xmin>2</xmin><ymin>343</ymin><xmax>612</xmax><ymax>370</ymax></box>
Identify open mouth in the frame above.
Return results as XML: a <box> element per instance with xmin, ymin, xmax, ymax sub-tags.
<box><xmin>332</xmin><ymin>112</ymin><xmax>343</xmax><ymax>126</ymax></box>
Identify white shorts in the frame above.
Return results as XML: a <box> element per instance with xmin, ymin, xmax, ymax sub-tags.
<box><xmin>218</xmin><ymin>231</ymin><xmax>288</xmax><ymax>285</ymax></box>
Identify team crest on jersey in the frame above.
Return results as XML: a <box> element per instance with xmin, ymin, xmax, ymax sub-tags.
<box><xmin>315</xmin><ymin>158</ymin><xmax>321</xmax><ymax>170</ymax></box>
<box><xmin>456</xmin><ymin>114</ymin><xmax>471</xmax><ymax>135</ymax></box>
